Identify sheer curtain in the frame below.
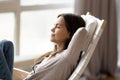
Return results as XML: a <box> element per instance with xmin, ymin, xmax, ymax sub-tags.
<box><xmin>74</xmin><ymin>0</ymin><xmax>118</xmax><ymax>77</ymax></box>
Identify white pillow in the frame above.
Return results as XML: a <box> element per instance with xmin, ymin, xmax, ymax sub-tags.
<box><xmin>81</xmin><ymin>14</ymin><xmax>97</xmax><ymax>31</ymax></box>
<box><xmin>81</xmin><ymin>14</ymin><xmax>98</xmax><ymax>51</ymax></box>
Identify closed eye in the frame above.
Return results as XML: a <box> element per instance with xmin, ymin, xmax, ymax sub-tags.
<box><xmin>55</xmin><ymin>23</ymin><xmax>62</xmax><ymax>29</ymax></box>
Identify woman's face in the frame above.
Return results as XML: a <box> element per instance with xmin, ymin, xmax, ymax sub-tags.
<box><xmin>50</xmin><ymin>16</ymin><xmax>70</xmax><ymax>44</ymax></box>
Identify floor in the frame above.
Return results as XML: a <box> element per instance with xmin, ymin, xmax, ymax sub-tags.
<box><xmin>87</xmin><ymin>76</ymin><xmax>120</xmax><ymax>80</ymax></box>
<box><xmin>104</xmin><ymin>77</ymin><xmax>120</xmax><ymax>80</ymax></box>
<box><xmin>86</xmin><ymin>66</ymin><xmax>120</xmax><ymax>80</ymax></box>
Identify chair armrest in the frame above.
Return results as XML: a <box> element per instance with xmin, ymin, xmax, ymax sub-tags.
<box><xmin>13</xmin><ymin>67</ymin><xmax>30</xmax><ymax>80</ymax></box>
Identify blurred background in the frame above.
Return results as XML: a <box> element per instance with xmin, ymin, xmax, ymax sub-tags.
<box><xmin>0</xmin><ymin>0</ymin><xmax>120</xmax><ymax>80</ymax></box>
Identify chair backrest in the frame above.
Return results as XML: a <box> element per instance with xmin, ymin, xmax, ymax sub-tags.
<box><xmin>68</xmin><ymin>12</ymin><xmax>106</xmax><ymax>80</ymax></box>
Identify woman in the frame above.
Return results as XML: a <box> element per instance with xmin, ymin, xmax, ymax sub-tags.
<box><xmin>24</xmin><ymin>13</ymin><xmax>86</xmax><ymax>80</ymax></box>
<box><xmin>1</xmin><ymin>13</ymin><xmax>86</xmax><ymax>80</ymax></box>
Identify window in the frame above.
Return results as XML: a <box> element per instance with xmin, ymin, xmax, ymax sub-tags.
<box><xmin>21</xmin><ymin>0</ymin><xmax>73</xmax><ymax>6</ymax></box>
<box><xmin>0</xmin><ymin>13</ymin><xmax>15</xmax><ymax>41</ymax></box>
<box><xmin>0</xmin><ymin>0</ymin><xmax>74</xmax><ymax>60</ymax></box>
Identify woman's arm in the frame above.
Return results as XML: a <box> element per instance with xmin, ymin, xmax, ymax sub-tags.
<box><xmin>66</xmin><ymin>28</ymin><xmax>88</xmax><ymax>57</ymax></box>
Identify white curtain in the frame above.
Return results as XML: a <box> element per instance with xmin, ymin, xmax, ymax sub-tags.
<box><xmin>74</xmin><ymin>0</ymin><xmax>118</xmax><ymax>77</ymax></box>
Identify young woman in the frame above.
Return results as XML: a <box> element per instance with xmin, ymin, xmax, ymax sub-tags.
<box><xmin>0</xmin><ymin>13</ymin><xmax>86</xmax><ymax>80</ymax></box>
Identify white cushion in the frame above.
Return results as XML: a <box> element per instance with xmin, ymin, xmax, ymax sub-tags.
<box><xmin>81</xmin><ymin>14</ymin><xmax>97</xmax><ymax>32</ymax></box>
<box><xmin>81</xmin><ymin>14</ymin><xmax>98</xmax><ymax>51</ymax></box>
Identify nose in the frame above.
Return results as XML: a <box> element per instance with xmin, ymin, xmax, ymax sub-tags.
<box><xmin>51</xmin><ymin>26</ymin><xmax>55</xmax><ymax>32</ymax></box>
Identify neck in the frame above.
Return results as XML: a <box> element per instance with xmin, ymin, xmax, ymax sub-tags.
<box><xmin>55</xmin><ymin>43</ymin><xmax>65</xmax><ymax>52</ymax></box>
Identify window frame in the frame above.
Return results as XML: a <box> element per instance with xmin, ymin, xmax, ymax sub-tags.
<box><xmin>0</xmin><ymin>0</ymin><xmax>74</xmax><ymax>55</ymax></box>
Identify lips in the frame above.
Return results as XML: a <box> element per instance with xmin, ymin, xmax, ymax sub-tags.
<box><xmin>51</xmin><ymin>34</ymin><xmax>55</xmax><ymax>37</ymax></box>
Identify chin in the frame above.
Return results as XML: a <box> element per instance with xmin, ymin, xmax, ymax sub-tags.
<box><xmin>50</xmin><ymin>39</ymin><xmax>57</xmax><ymax>44</ymax></box>
<box><xmin>50</xmin><ymin>39</ymin><xmax>55</xmax><ymax>42</ymax></box>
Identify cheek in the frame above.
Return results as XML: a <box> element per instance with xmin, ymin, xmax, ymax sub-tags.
<box><xmin>55</xmin><ymin>31</ymin><xmax>69</xmax><ymax>42</ymax></box>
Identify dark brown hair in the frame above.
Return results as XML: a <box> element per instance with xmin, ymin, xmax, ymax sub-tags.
<box><xmin>58</xmin><ymin>13</ymin><xmax>86</xmax><ymax>49</ymax></box>
<box><xmin>34</xmin><ymin>13</ymin><xmax>86</xmax><ymax>64</ymax></box>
